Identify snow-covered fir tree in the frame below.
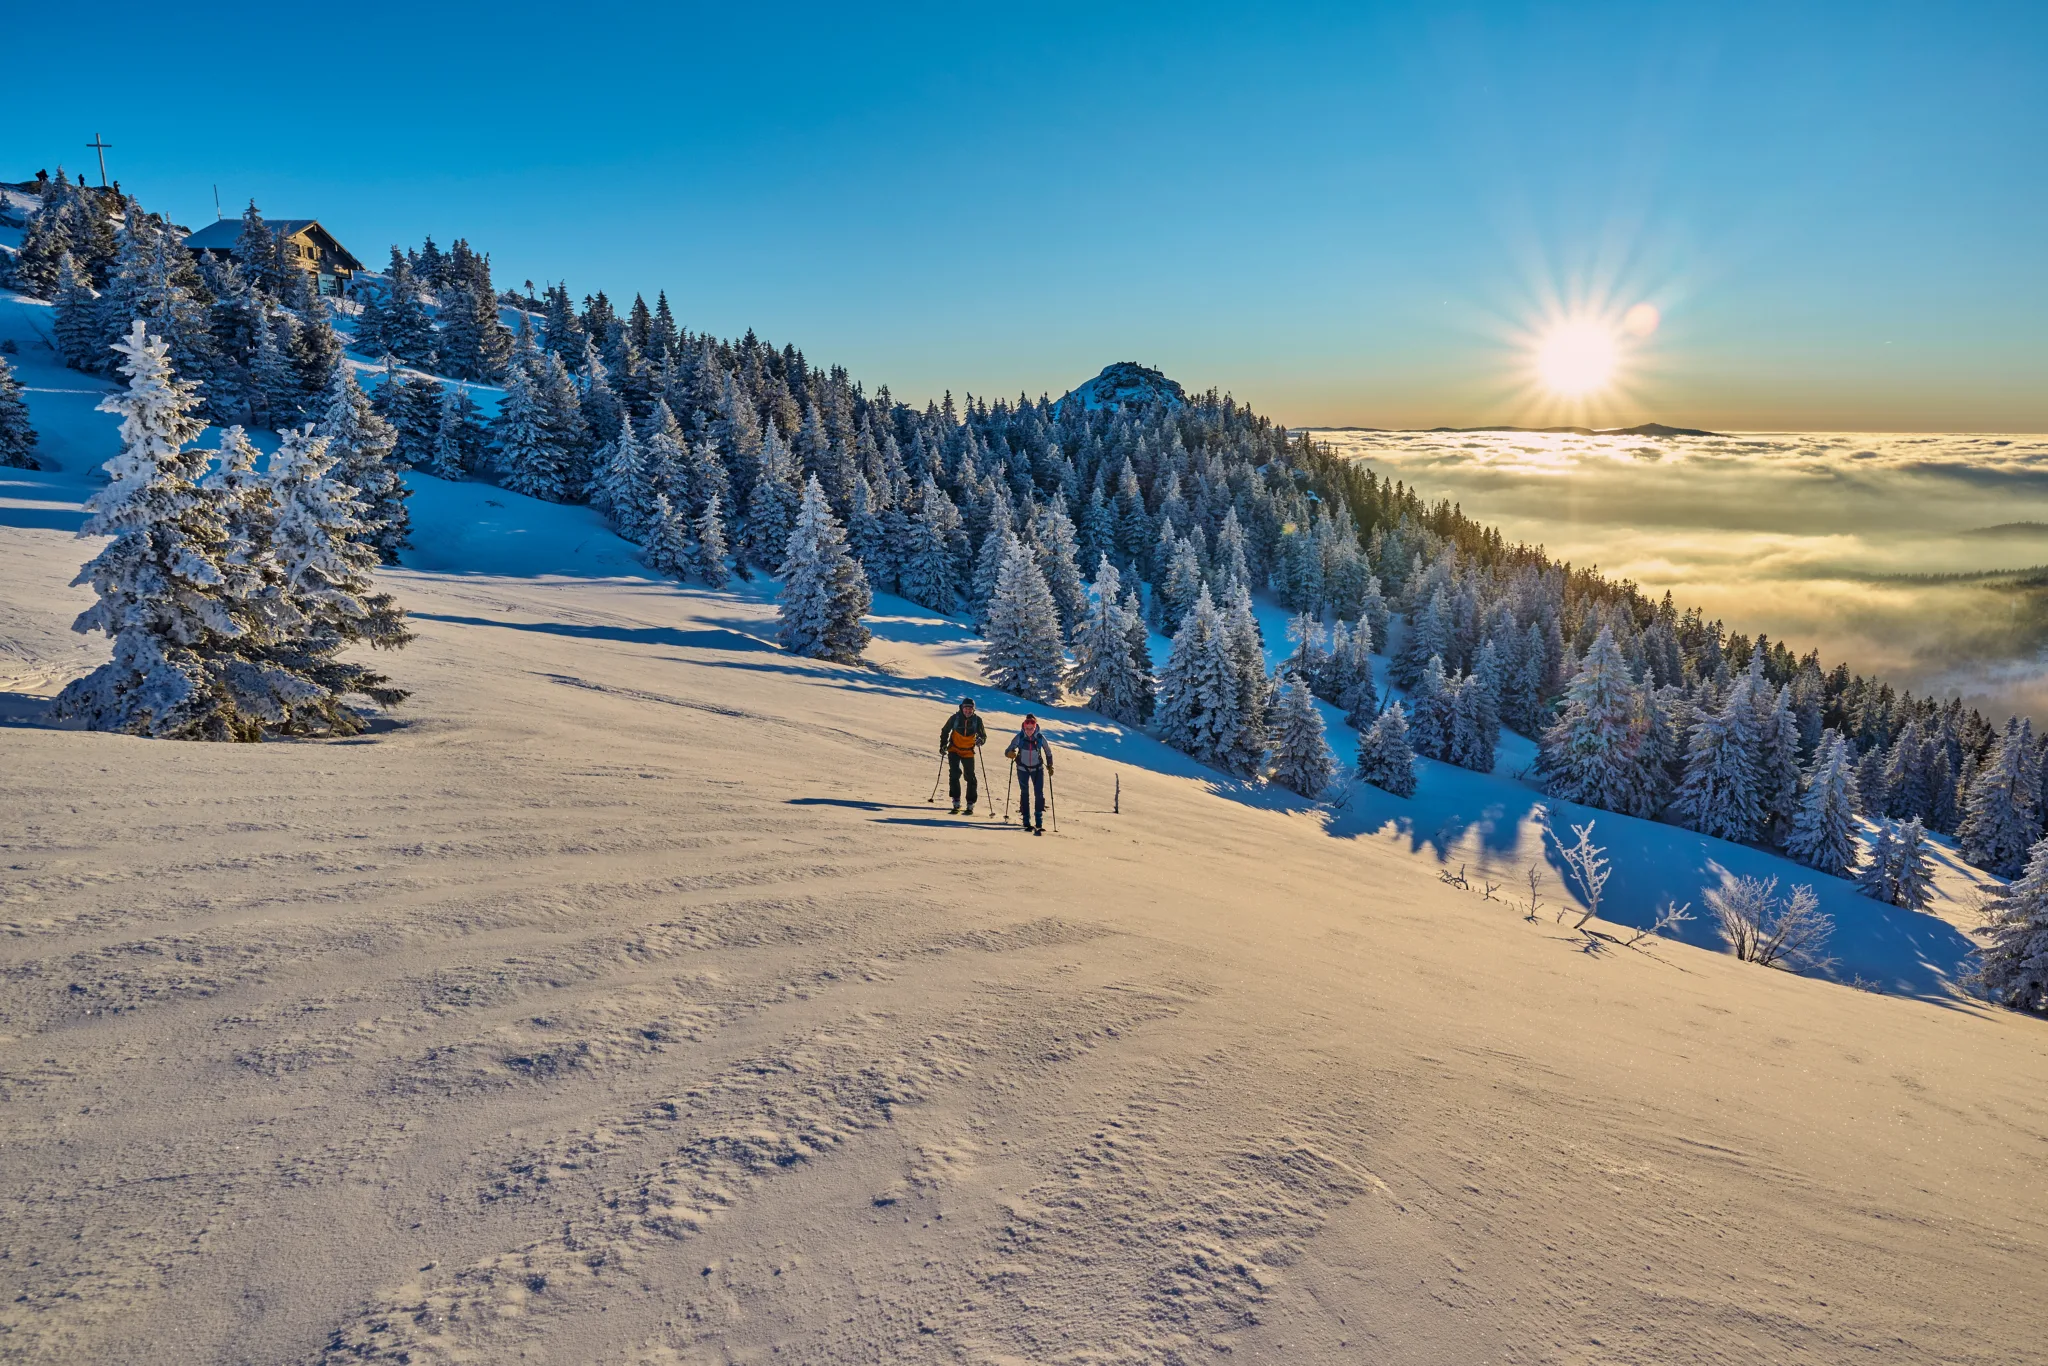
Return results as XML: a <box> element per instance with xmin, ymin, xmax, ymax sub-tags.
<box><xmin>1959</xmin><ymin>719</ymin><xmax>2040</xmax><ymax>877</ymax></box>
<box><xmin>1785</xmin><ymin>730</ymin><xmax>1861</xmax><ymax>877</ymax></box>
<box><xmin>1119</xmin><ymin>585</ymin><xmax>1156</xmax><ymax>723</ymax></box>
<box><xmin>1219</xmin><ymin>583</ymin><xmax>1271</xmax><ymax>778</ymax></box>
<box><xmin>744</xmin><ymin>420</ymin><xmax>804</xmax><ymax>571</ymax></box>
<box><xmin>978</xmin><ymin>533</ymin><xmax>1066</xmax><ymax>703</ymax></box>
<box><xmin>1155</xmin><ymin>586</ymin><xmax>1244</xmax><ymax>772</ymax></box>
<box><xmin>594</xmin><ymin>423</ymin><xmax>649</xmax><ymax>538</ymax></box>
<box><xmin>426</xmin><ymin>382</ymin><xmax>480</xmax><ymax>481</ymax></box>
<box><xmin>845</xmin><ymin>475</ymin><xmax>893</xmax><ymax>594</ymax></box>
<box><xmin>1976</xmin><ymin>834</ymin><xmax>2048</xmax><ymax>1013</ymax></box>
<box><xmin>776</xmin><ymin>476</ymin><xmax>871</xmax><ymax>663</ymax></box>
<box><xmin>1540</xmin><ymin>626</ymin><xmax>1656</xmax><ymax>816</ymax></box>
<box><xmin>1855</xmin><ymin>817</ymin><xmax>1936</xmax><ymax>911</ymax></box>
<box><xmin>1357</xmin><ymin>700</ymin><xmax>1418</xmax><ymax>797</ymax></box>
<box><xmin>1672</xmin><ymin>672</ymin><xmax>1764</xmax><ymax>842</ymax></box>
<box><xmin>53</xmin><ymin>251</ymin><xmax>102</xmax><ymax>371</ymax></box>
<box><xmin>969</xmin><ymin>501</ymin><xmax>1015</xmax><ymax>631</ymax></box>
<box><xmin>900</xmin><ymin>478</ymin><xmax>963</xmax><ymax>614</ymax></box>
<box><xmin>1071</xmin><ymin>559</ymin><xmax>1152</xmax><ymax>726</ymax></box>
<box><xmin>51</xmin><ymin>323</ymin><xmax>266</xmax><ymax>738</ymax></box>
<box><xmin>315</xmin><ymin>361</ymin><xmax>408</xmax><ymax>563</ymax></box>
<box><xmin>1035</xmin><ymin>499</ymin><xmax>1089</xmax><ymax>640</ymax></box>
<box><xmin>691</xmin><ymin>492</ymin><xmax>731</xmax><ymax>589</ymax></box>
<box><xmin>1449</xmin><ymin>672</ymin><xmax>1496</xmax><ymax>773</ymax></box>
<box><xmin>493</xmin><ymin>355</ymin><xmax>574</xmax><ymax>502</ymax></box>
<box><xmin>0</xmin><ymin>354</ymin><xmax>38</xmax><ymax>470</ymax></box>
<box><xmin>246</xmin><ymin>310</ymin><xmax>303</xmax><ymax>431</ymax></box>
<box><xmin>1757</xmin><ymin>682</ymin><xmax>1804</xmax><ymax>844</ymax></box>
<box><xmin>1268</xmin><ymin>672</ymin><xmax>1337</xmax><ymax>798</ymax></box>
<box><xmin>642</xmin><ymin>491</ymin><xmax>692</xmax><ymax>579</ymax></box>
<box><xmin>262</xmin><ymin>425</ymin><xmax>412</xmax><ymax>731</ymax></box>
<box><xmin>1409</xmin><ymin>654</ymin><xmax>1454</xmax><ymax>761</ymax></box>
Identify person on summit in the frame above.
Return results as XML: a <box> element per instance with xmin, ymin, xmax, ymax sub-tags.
<box><xmin>940</xmin><ymin>696</ymin><xmax>987</xmax><ymax>815</ymax></box>
<box><xmin>1005</xmin><ymin>714</ymin><xmax>1055</xmax><ymax>835</ymax></box>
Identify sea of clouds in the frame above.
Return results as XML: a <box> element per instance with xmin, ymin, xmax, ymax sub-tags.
<box><xmin>1308</xmin><ymin>428</ymin><xmax>2048</xmax><ymax>724</ymax></box>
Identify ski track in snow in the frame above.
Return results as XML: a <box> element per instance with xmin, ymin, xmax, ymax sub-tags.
<box><xmin>4</xmin><ymin>286</ymin><xmax>2048</xmax><ymax>1364</ymax></box>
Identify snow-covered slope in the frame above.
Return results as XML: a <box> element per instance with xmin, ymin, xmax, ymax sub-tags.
<box><xmin>4</xmin><ymin>289</ymin><xmax>2046</xmax><ymax>1364</ymax></box>
<box><xmin>1060</xmin><ymin>359</ymin><xmax>1188</xmax><ymax>412</ymax></box>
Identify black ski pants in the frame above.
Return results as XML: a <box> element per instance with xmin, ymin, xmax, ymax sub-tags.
<box><xmin>1016</xmin><ymin>764</ymin><xmax>1045</xmax><ymax>824</ymax></box>
<box><xmin>948</xmin><ymin>751</ymin><xmax>979</xmax><ymax>805</ymax></box>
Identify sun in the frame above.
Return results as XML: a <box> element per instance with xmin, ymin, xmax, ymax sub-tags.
<box><xmin>1534</xmin><ymin>319</ymin><xmax>1620</xmax><ymax>397</ymax></box>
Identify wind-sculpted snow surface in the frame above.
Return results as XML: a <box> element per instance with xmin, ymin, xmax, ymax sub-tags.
<box><xmin>1309</xmin><ymin>427</ymin><xmax>2048</xmax><ymax>722</ymax></box>
<box><xmin>6</xmin><ymin>524</ymin><xmax>2048</xmax><ymax>1363</ymax></box>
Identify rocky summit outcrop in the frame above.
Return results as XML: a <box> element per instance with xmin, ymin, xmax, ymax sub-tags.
<box><xmin>1061</xmin><ymin>361</ymin><xmax>1187</xmax><ymax>413</ymax></box>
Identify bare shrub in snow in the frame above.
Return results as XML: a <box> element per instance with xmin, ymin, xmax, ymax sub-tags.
<box><xmin>1709</xmin><ymin>875</ymin><xmax>1834</xmax><ymax>972</ymax></box>
<box><xmin>1547</xmin><ymin>818</ymin><xmax>1610</xmax><ymax>931</ymax></box>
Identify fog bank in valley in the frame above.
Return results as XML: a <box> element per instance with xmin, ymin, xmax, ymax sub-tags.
<box><xmin>1310</xmin><ymin>429</ymin><xmax>2048</xmax><ymax>723</ymax></box>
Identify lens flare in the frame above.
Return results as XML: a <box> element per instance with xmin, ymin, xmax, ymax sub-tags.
<box><xmin>1534</xmin><ymin>320</ymin><xmax>1619</xmax><ymax>397</ymax></box>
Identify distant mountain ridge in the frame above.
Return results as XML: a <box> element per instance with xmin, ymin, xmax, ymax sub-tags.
<box><xmin>1307</xmin><ymin>423</ymin><xmax>1721</xmax><ymax>438</ymax></box>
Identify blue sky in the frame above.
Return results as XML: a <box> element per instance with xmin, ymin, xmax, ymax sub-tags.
<box><xmin>10</xmin><ymin>2</ymin><xmax>2044</xmax><ymax>429</ymax></box>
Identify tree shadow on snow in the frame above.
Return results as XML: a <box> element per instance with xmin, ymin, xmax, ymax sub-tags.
<box><xmin>0</xmin><ymin>691</ymin><xmax>63</xmax><ymax>728</ymax></box>
<box><xmin>409</xmin><ymin>612</ymin><xmax>777</xmax><ymax>655</ymax></box>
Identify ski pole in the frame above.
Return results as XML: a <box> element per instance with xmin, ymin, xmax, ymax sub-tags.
<box><xmin>1002</xmin><ymin>759</ymin><xmax>1016</xmax><ymax>823</ymax></box>
<box><xmin>979</xmin><ymin>749</ymin><xmax>995</xmax><ymax>818</ymax></box>
<box><xmin>1048</xmin><ymin>766</ymin><xmax>1059</xmax><ymax>834</ymax></box>
<box><xmin>927</xmin><ymin>753</ymin><xmax>946</xmax><ymax>804</ymax></box>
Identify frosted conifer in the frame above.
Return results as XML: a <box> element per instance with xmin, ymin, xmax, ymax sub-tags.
<box><xmin>1758</xmin><ymin>683</ymin><xmax>1803</xmax><ymax>843</ymax></box>
<box><xmin>1155</xmin><ymin>586</ymin><xmax>1243</xmax><ymax>770</ymax></box>
<box><xmin>53</xmin><ymin>323</ymin><xmax>262</xmax><ymax>738</ymax></box>
<box><xmin>744</xmin><ymin>419</ymin><xmax>803</xmax><ymax>570</ymax></box>
<box><xmin>1072</xmin><ymin>559</ymin><xmax>1151</xmax><ymax>726</ymax></box>
<box><xmin>643</xmin><ymin>491</ymin><xmax>692</xmax><ymax>579</ymax></box>
<box><xmin>1219</xmin><ymin>583</ymin><xmax>1271</xmax><ymax>777</ymax></box>
<box><xmin>1891</xmin><ymin>818</ymin><xmax>1936</xmax><ymax>911</ymax></box>
<box><xmin>247</xmin><ymin>310</ymin><xmax>303</xmax><ymax>431</ymax></box>
<box><xmin>1857</xmin><ymin>821</ymin><xmax>1900</xmax><ymax>902</ymax></box>
<box><xmin>316</xmin><ymin>361</ymin><xmax>408</xmax><ymax>562</ymax></box>
<box><xmin>53</xmin><ymin>252</ymin><xmax>101</xmax><ymax>371</ymax></box>
<box><xmin>1673</xmin><ymin>674</ymin><xmax>1764</xmax><ymax>842</ymax></box>
<box><xmin>1449</xmin><ymin>674</ymin><xmax>1496</xmax><ymax>773</ymax></box>
<box><xmin>1785</xmin><ymin>730</ymin><xmax>1861</xmax><ymax>877</ymax></box>
<box><xmin>1035</xmin><ymin>499</ymin><xmax>1089</xmax><ymax>640</ymax></box>
<box><xmin>691</xmin><ymin>492</ymin><xmax>731</xmax><ymax>588</ymax></box>
<box><xmin>979</xmin><ymin>533</ymin><xmax>1066</xmax><ymax>703</ymax></box>
<box><xmin>426</xmin><ymin>382</ymin><xmax>473</xmax><ymax>481</ymax></box>
<box><xmin>776</xmin><ymin>476</ymin><xmax>871</xmax><ymax>662</ymax></box>
<box><xmin>1357</xmin><ymin>700</ymin><xmax>1418</xmax><ymax>797</ymax></box>
<box><xmin>1539</xmin><ymin>626</ymin><xmax>1656</xmax><ymax>816</ymax></box>
<box><xmin>1269</xmin><ymin>672</ymin><xmax>1337</xmax><ymax>798</ymax></box>
<box><xmin>900</xmin><ymin>479</ymin><xmax>962</xmax><ymax>614</ymax></box>
<box><xmin>1960</xmin><ymin>720</ymin><xmax>2040</xmax><ymax>877</ymax></box>
<box><xmin>1409</xmin><ymin>655</ymin><xmax>1454</xmax><ymax>761</ymax></box>
<box><xmin>262</xmin><ymin>424</ymin><xmax>412</xmax><ymax>731</ymax></box>
<box><xmin>1976</xmin><ymin>834</ymin><xmax>2048</xmax><ymax>1012</ymax></box>
<box><xmin>1120</xmin><ymin>587</ymin><xmax>1156</xmax><ymax>724</ymax></box>
<box><xmin>846</xmin><ymin>475</ymin><xmax>893</xmax><ymax>593</ymax></box>
<box><xmin>493</xmin><ymin>359</ymin><xmax>571</xmax><ymax>502</ymax></box>
<box><xmin>0</xmin><ymin>354</ymin><xmax>38</xmax><ymax>470</ymax></box>
<box><xmin>1156</xmin><ymin>538</ymin><xmax>1206</xmax><ymax>637</ymax></box>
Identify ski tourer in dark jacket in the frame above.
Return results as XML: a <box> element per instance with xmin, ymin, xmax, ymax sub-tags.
<box><xmin>941</xmin><ymin>698</ymin><xmax>987</xmax><ymax>813</ymax></box>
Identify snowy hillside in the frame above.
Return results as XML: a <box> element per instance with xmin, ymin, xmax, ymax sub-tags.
<box><xmin>5</xmin><ymin>281</ymin><xmax>2048</xmax><ymax>1363</ymax></box>
<box><xmin>1060</xmin><ymin>359</ymin><xmax>1188</xmax><ymax>412</ymax></box>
